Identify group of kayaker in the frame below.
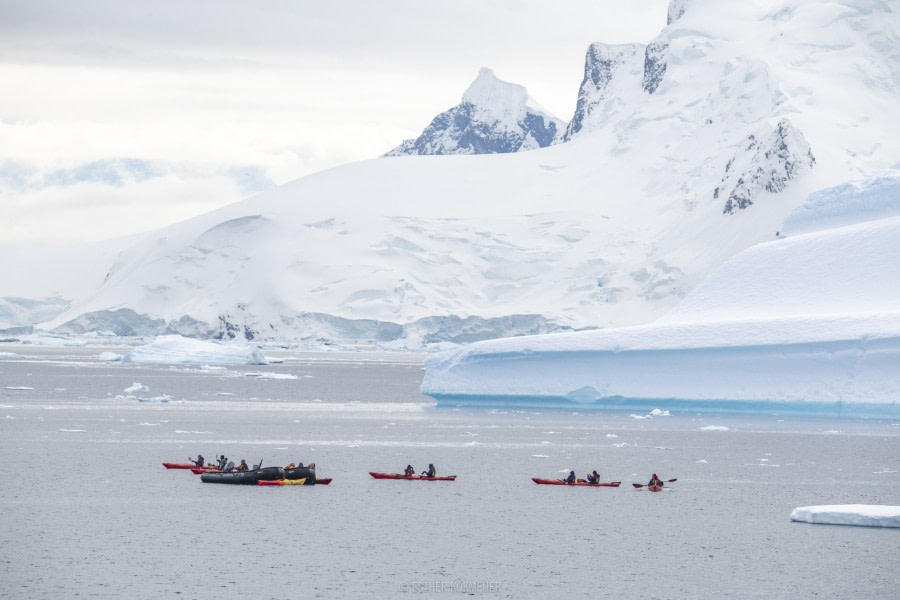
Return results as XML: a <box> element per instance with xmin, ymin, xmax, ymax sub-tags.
<box><xmin>403</xmin><ymin>463</ymin><xmax>437</xmax><ymax>477</ymax></box>
<box><xmin>562</xmin><ymin>470</ymin><xmax>665</xmax><ymax>487</ymax></box>
<box><xmin>190</xmin><ymin>454</ymin><xmax>250</xmax><ymax>472</ymax></box>
<box><xmin>192</xmin><ymin>454</ymin><xmax>322</xmax><ymax>473</ymax></box>
<box><xmin>285</xmin><ymin>462</ymin><xmax>315</xmax><ymax>470</ymax></box>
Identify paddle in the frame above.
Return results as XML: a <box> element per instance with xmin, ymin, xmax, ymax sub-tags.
<box><xmin>632</xmin><ymin>478</ymin><xmax>677</xmax><ymax>489</ymax></box>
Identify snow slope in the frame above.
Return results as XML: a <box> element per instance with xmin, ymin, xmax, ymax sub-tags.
<box><xmin>420</xmin><ymin>169</ymin><xmax>900</xmax><ymax>415</ymax></box>
<box><xmin>11</xmin><ymin>0</ymin><xmax>900</xmax><ymax>347</ymax></box>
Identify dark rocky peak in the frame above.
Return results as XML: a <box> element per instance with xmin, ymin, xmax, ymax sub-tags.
<box><xmin>564</xmin><ymin>43</ymin><xmax>644</xmax><ymax>141</ymax></box>
<box><xmin>384</xmin><ymin>68</ymin><xmax>565</xmax><ymax>156</ymax></box>
<box><xmin>717</xmin><ymin>118</ymin><xmax>816</xmax><ymax>214</ymax></box>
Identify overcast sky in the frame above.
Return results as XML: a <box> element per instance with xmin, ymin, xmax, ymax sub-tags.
<box><xmin>0</xmin><ymin>0</ymin><xmax>668</xmax><ymax>246</ymax></box>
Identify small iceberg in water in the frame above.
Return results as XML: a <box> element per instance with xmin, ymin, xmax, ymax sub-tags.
<box><xmin>790</xmin><ymin>505</ymin><xmax>900</xmax><ymax>528</ymax></box>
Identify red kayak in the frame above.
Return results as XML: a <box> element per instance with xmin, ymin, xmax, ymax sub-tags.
<box><xmin>532</xmin><ymin>478</ymin><xmax>620</xmax><ymax>487</ymax></box>
<box><xmin>190</xmin><ymin>467</ymin><xmax>237</xmax><ymax>474</ymax></box>
<box><xmin>163</xmin><ymin>462</ymin><xmax>217</xmax><ymax>471</ymax></box>
<box><xmin>315</xmin><ymin>478</ymin><xmax>332</xmax><ymax>485</ymax></box>
<box><xmin>369</xmin><ymin>472</ymin><xmax>456</xmax><ymax>481</ymax></box>
<box><xmin>648</xmin><ymin>485</ymin><xmax>663</xmax><ymax>492</ymax></box>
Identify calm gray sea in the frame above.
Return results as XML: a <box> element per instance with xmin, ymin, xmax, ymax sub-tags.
<box><xmin>1</xmin><ymin>346</ymin><xmax>898</xmax><ymax>599</ymax></box>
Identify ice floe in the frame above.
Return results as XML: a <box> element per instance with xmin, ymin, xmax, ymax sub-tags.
<box><xmin>790</xmin><ymin>505</ymin><xmax>900</xmax><ymax>528</ymax></box>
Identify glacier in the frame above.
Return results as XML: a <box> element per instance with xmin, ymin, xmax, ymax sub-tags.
<box><xmin>420</xmin><ymin>170</ymin><xmax>900</xmax><ymax>417</ymax></box>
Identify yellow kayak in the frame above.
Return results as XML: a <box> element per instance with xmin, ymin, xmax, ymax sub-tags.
<box><xmin>258</xmin><ymin>478</ymin><xmax>306</xmax><ymax>486</ymax></box>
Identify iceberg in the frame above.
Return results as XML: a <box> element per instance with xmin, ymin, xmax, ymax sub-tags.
<box><xmin>121</xmin><ymin>335</ymin><xmax>267</xmax><ymax>366</ymax></box>
<box><xmin>790</xmin><ymin>505</ymin><xmax>900</xmax><ymax>528</ymax></box>
<box><xmin>421</xmin><ymin>173</ymin><xmax>900</xmax><ymax>417</ymax></box>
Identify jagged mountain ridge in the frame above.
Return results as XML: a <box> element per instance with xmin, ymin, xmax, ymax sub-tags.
<box><xmin>20</xmin><ymin>0</ymin><xmax>900</xmax><ymax>348</ymax></box>
<box><xmin>385</xmin><ymin>68</ymin><xmax>565</xmax><ymax>156</ymax></box>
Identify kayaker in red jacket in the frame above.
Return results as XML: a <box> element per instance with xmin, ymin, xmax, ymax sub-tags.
<box><xmin>648</xmin><ymin>473</ymin><xmax>663</xmax><ymax>487</ymax></box>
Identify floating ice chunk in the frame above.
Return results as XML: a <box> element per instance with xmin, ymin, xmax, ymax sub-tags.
<box><xmin>790</xmin><ymin>505</ymin><xmax>900</xmax><ymax>528</ymax></box>
<box><xmin>5</xmin><ymin>386</ymin><xmax>33</xmax><ymax>390</ymax></box>
<box><xmin>216</xmin><ymin>392</ymin><xmax>235</xmax><ymax>396</ymax></box>
<box><xmin>59</xmin><ymin>429</ymin><xmax>85</xmax><ymax>432</ymax></box>
<box><xmin>243</xmin><ymin>372</ymin><xmax>298</xmax><ymax>379</ymax></box>
<box><xmin>124</xmin><ymin>382</ymin><xmax>149</xmax><ymax>393</ymax></box>
<box><xmin>700</xmin><ymin>425</ymin><xmax>730</xmax><ymax>431</ymax></box>
<box><xmin>696</xmin><ymin>459</ymin><xmax>708</xmax><ymax>463</ymax></box>
<box><xmin>532</xmin><ymin>454</ymin><xmax>550</xmax><ymax>458</ymax></box>
<box><xmin>649</xmin><ymin>408</ymin><xmax>670</xmax><ymax>416</ymax></box>
<box><xmin>630</xmin><ymin>414</ymin><xmax>651</xmax><ymax>420</ymax></box>
<box><xmin>0</xmin><ymin>352</ymin><xmax>22</xmax><ymax>359</ymax></box>
<box><xmin>175</xmin><ymin>430</ymin><xmax>211</xmax><ymax>434</ymax></box>
<box><xmin>135</xmin><ymin>422</ymin><xmax>160</xmax><ymax>426</ymax></box>
<box><xmin>139</xmin><ymin>395</ymin><xmax>172</xmax><ymax>403</ymax></box>
<box><xmin>122</xmin><ymin>335</ymin><xmax>267</xmax><ymax>366</ymax></box>
<box><xmin>264</xmin><ymin>356</ymin><xmax>285</xmax><ymax>364</ymax></box>
<box><xmin>98</xmin><ymin>352</ymin><xmax>121</xmax><ymax>362</ymax></box>
<box><xmin>605</xmin><ymin>433</ymin><xmax>619</xmax><ymax>438</ymax></box>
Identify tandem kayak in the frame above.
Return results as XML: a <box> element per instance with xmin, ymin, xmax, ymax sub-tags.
<box><xmin>369</xmin><ymin>472</ymin><xmax>456</xmax><ymax>481</ymax></box>
<box><xmin>200</xmin><ymin>467</ymin><xmax>284</xmax><ymax>485</ymax></box>
<box><xmin>259</xmin><ymin>478</ymin><xmax>307</xmax><ymax>486</ymax></box>
<box><xmin>532</xmin><ymin>478</ymin><xmax>621</xmax><ymax>487</ymax></box>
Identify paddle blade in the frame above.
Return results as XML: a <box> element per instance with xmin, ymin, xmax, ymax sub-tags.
<box><xmin>667</xmin><ymin>478</ymin><xmax>677</xmax><ymax>483</ymax></box>
<box><xmin>632</xmin><ymin>483</ymin><xmax>644</xmax><ymax>488</ymax></box>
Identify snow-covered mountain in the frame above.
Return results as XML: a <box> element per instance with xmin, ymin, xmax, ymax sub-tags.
<box><xmin>421</xmin><ymin>168</ymin><xmax>900</xmax><ymax>415</ymax></box>
<box><xmin>384</xmin><ymin>68</ymin><xmax>565</xmax><ymax>156</ymax></box>
<box><xmin>5</xmin><ymin>0</ymin><xmax>900</xmax><ymax>349</ymax></box>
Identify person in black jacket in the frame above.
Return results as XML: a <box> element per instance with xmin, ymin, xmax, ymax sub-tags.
<box><xmin>564</xmin><ymin>470</ymin><xmax>576</xmax><ymax>484</ymax></box>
